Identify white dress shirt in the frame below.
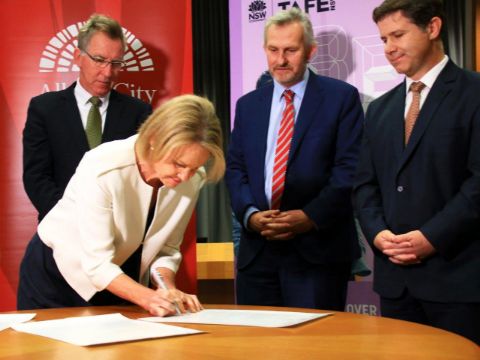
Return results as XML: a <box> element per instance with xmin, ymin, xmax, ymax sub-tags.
<box><xmin>404</xmin><ymin>55</ymin><xmax>449</xmax><ymax>116</ymax></box>
<box><xmin>243</xmin><ymin>69</ymin><xmax>309</xmax><ymax>227</ymax></box>
<box><xmin>74</xmin><ymin>81</ymin><xmax>110</xmax><ymax>131</ymax></box>
<box><xmin>264</xmin><ymin>69</ymin><xmax>309</xmax><ymax>206</ymax></box>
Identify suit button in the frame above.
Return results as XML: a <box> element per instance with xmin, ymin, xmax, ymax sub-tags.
<box><xmin>397</xmin><ymin>186</ymin><xmax>404</xmax><ymax>192</ymax></box>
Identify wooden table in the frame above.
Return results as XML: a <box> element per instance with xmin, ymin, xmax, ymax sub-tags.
<box><xmin>1</xmin><ymin>305</ymin><xmax>478</xmax><ymax>359</ymax></box>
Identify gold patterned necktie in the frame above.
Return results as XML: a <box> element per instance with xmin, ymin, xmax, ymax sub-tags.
<box><xmin>271</xmin><ymin>89</ymin><xmax>295</xmax><ymax>210</ymax></box>
<box><xmin>404</xmin><ymin>81</ymin><xmax>426</xmax><ymax>144</ymax></box>
<box><xmin>85</xmin><ymin>96</ymin><xmax>102</xmax><ymax>149</ymax></box>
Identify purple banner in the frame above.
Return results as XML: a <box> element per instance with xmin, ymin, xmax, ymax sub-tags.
<box><xmin>229</xmin><ymin>0</ymin><xmax>403</xmax><ymax>123</ymax></box>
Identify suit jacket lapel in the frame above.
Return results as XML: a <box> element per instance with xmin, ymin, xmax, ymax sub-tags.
<box><xmin>251</xmin><ymin>86</ymin><xmax>272</xmax><ymax>209</ymax></box>
<box><xmin>397</xmin><ymin>61</ymin><xmax>457</xmax><ymax>173</ymax></box>
<box><xmin>103</xmin><ymin>89</ymin><xmax>124</xmax><ymax>141</ymax></box>
<box><xmin>62</xmin><ymin>83</ymin><xmax>90</xmax><ymax>152</ymax></box>
<box><xmin>288</xmin><ymin>72</ymin><xmax>321</xmax><ymax>163</ymax></box>
<box><xmin>389</xmin><ymin>85</ymin><xmax>407</xmax><ymax>163</ymax></box>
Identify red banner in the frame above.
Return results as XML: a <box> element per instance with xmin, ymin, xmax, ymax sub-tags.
<box><xmin>0</xmin><ymin>0</ymin><xmax>194</xmax><ymax>310</ymax></box>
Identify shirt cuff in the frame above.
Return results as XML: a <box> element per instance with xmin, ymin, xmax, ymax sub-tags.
<box><xmin>243</xmin><ymin>206</ymin><xmax>260</xmax><ymax>230</ymax></box>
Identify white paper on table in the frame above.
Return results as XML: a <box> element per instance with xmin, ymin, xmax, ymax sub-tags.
<box><xmin>11</xmin><ymin>313</ymin><xmax>203</xmax><ymax>346</ymax></box>
<box><xmin>0</xmin><ymin>313</ymin><xmax>36</xmax><ymax>332</ymax></box>
<box><xmin>141</xmin><ymin>309</ymin><xmax>332</xmax><ymax>328</ymax></box>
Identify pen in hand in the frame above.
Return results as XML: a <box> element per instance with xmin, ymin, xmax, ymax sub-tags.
<box><xmin>153</xmin><ymin>269</ymin><xmax>182</xmax><ymax>316</ymax></box>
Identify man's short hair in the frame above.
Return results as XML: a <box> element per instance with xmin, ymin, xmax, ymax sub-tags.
<box><xmin>264</xmin><ymin>7</ymin><xmax>316</xmax><ymax>51</ymax></box>
<box><xmin>372</xmin><ymin>0</ymin><xmax>445</xmax><ymax>30</ymax></box>
<box><xmin>77</xmin><ymin>14</ymin><xmax>126</xmax><ymax>52</ymax></box>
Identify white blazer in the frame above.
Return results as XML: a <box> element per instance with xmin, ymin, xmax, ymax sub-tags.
<box><xmin>38</xmin><ymin>135</ymin><xmax>205</xmax><ymax>301</ymax></box>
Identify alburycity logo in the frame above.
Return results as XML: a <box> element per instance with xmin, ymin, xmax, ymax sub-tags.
<box><xmin>38</xmin><ymin>22</ymin><xmax>158</xmax><ymax>104</ymax></box>
<box><xmin>39</xmin><ymin>22</ymin><xmax>154</xmax><ymax>72</ymax></box>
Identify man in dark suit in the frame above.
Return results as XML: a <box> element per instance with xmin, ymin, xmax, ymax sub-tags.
<box><xmin>226</xmin><ymin>8</ymin><xmax>364</xmax><ymax>310</ymax></box>
<box><xmin>23</xmin><ymin>14</ymin><xmax>152</xmax><ymax>221</ymax></box>
<box><xmin>353</xmin><ymin>0</ymin><xmax>479</xmax><ymax>344</ymax></box>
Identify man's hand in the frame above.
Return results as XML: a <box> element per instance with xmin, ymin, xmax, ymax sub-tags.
<box><xmin>248</xmin><ymin>210</ymin><xmax>281</xmax><ymax>233</ymax></box>
<box><xmin>260</xmin><ymin>210</ymin><xmax>315</xmax><ymax>241</ymax></box>
<box><xmin>374</xmin><ymin>229</ymin><xmax>435</xmax><ymax>265</ymax></box>
<box><xmin>373</xmin><ymin>229</ymin><xmax>397</xmax><ymax>251</ymax></box>
<box><xmin>385</xmin><ymin>230</ymin><xmax>436</xmax><ymax>265</ymax></box>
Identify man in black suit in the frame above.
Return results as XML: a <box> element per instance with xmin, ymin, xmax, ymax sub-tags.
<box><xmin>23</xmin><ymin>14</ymin><xmax>152</xmax><ymax>220</ymax></box>
<box><xmin>354</xmin><ymin>0</ymin><xmax>479</xmax><ymax>344</ymax></box>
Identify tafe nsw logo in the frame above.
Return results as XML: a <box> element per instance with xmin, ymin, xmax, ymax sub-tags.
<box><xmin>39</xmin><ymin>22</ymin><xmax>154</xmax><ymax>73</ymax></box>
<box><xmin>248</xmin><ymin>0</ymin><xmax>267</xmax><ymax>22</ymax></box>
<box><xmin>276</xmin><ymin>1</ymin><xmax>337</xmax><ymax>13</ymax></box>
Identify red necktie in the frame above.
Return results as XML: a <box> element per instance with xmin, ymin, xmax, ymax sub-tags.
<box><xmin>271</xmin><ymin>90</ymin><xmax>295</xmax><ymax>210</ymax></box>
<box><xmin>405</xmin><ymin>81</ymin><xmax>426</xmax><ymax>144</ymax></box>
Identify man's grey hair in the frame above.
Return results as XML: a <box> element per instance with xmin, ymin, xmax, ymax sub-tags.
<box><xmin>264</xmin><ymin>7</ymin><xmax>316</xmax><ymax>50</ymax></box>
<box><xmin>77</xmin><ymin>13</ymin><xmax>126</xmax><ymax>52</ymax></box>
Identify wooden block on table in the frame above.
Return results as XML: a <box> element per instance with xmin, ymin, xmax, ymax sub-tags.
<box><xmin>196</xmin><ymin>243</ymin><xmax>234</xmax><ymax>280</ymax></box>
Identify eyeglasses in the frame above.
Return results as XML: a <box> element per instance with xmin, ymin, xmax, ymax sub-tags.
<box><xmin>82</xmin><ymin>50</ymin><xmax>126</xmax><ymax>69</ymax></box>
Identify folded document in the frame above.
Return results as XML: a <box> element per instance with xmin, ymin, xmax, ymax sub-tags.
<box><xmin>141</xmin><ymin>309</ymin><xmax>331</xmax><ymax>328</ymax></box>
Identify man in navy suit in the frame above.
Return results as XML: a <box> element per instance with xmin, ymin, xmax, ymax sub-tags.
<box><xmin>226</xmin><ymin>8</ymin><xmax>364</xmax><ymax>310</ymax></box>
<box><xmin>23</xmin><ymin>14</ymin><xmax>152</xmax><ymax>221</ymax></box>
<box><xmin>354</xmin><ymin>0</ymin><xmax>479</xmax><ymax>344</ymax></box>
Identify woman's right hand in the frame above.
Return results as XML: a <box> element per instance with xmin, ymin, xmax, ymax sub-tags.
<box><xmin>106</xmin><ymin>274</ymin><xmax>183</xmax><ymax>316</ymax></box>
<box><xmin>144</xmin><ymin>288</ymin><xmax>203</xmax><ymax>316</ymax></box>
<box><xmin>106</xmin><ymin>273</ymin><xmax>203</xmax><ymax>317</ymax></box>
<box><xmin>140</xmin><ymin>288</ymin><xmax>182</xmax><ymax>316</ymax></box>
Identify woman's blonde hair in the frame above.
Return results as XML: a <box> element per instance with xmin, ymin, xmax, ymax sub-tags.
<box><xmin>136</xmin><ymin>94</ymin><xmax>225</xmax><ymax>182</ymax></box>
